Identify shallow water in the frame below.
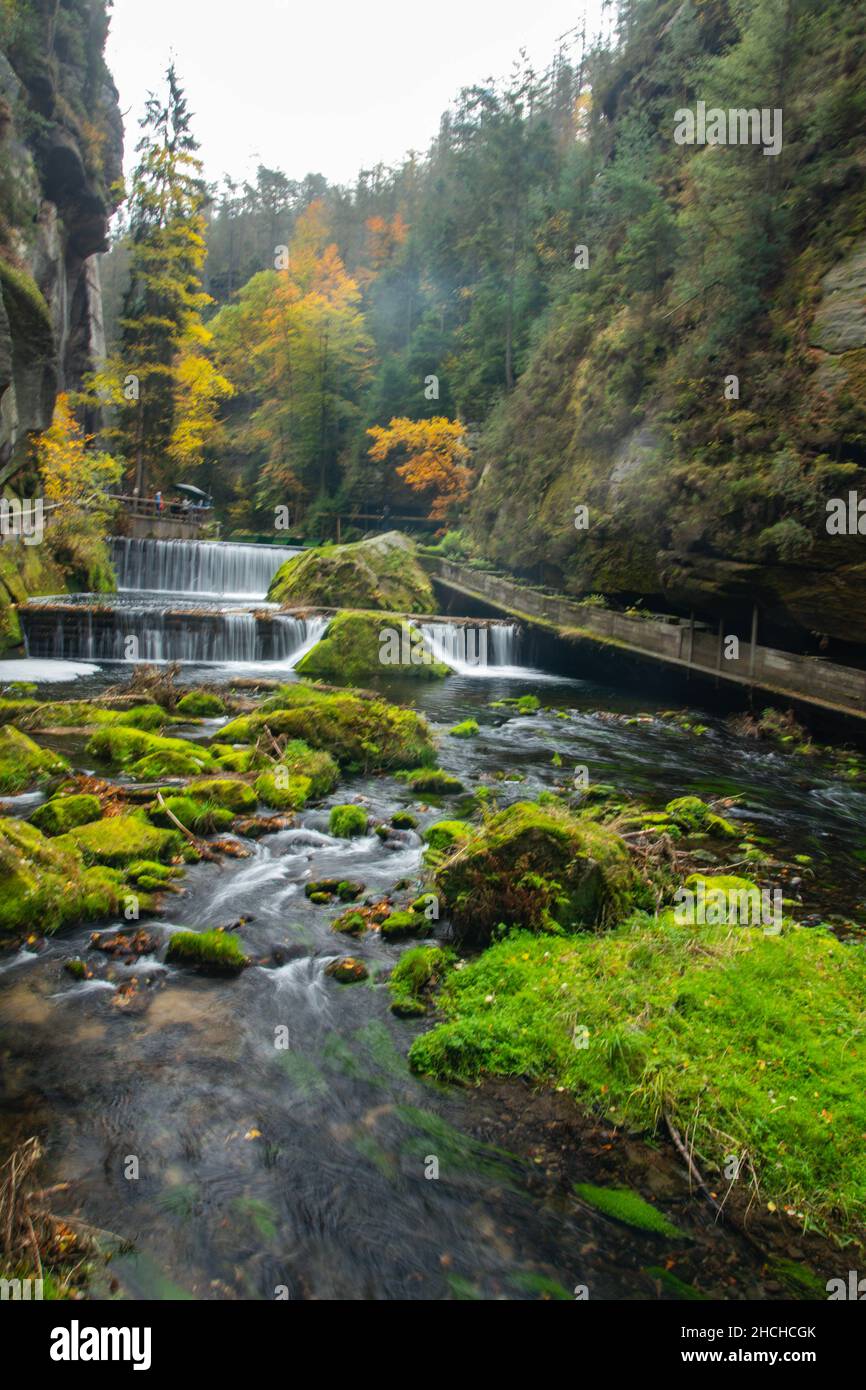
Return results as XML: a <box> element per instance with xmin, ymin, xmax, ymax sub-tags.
<box><xmin>0</xmin><ymin>656</ymin><xmax>864</xmax><ymax>1299</ymax></box>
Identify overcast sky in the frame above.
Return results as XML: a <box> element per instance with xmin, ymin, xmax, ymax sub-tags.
<box><xmin>106</xmin><ymin>0</ymin><xmax>610</xmax><ymax>188</ymax></box>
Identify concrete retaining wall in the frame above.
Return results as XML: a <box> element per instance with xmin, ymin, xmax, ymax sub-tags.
<box><xmin>426</xmin><ymin>558</ymin><xmax>866</xmax><ymax>720</ymax></box>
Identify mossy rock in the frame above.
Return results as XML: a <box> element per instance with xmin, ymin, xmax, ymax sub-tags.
<box><xmin>186</xmin><ymin>778</ymin><xmax>257</xmax><ymax>814</ymax></box>
<box><xmin>255</xmin><ymin>740</ymin><xmax>339</xmax><ymax>809</ymax></box>
<box><xmin>325</xmin><ymin>956</ymin><xmax>370</xmax><ymax>984</ymax></box>
<box><xmin>31</xmin><ymin>794</ymin><xmax>102</xmax><ymax>837</ymax></box>
<box><xmin>149</xmin><ymin>796</ymin><xmax>234</xmax><ymax>836</ymax></box>
<box><xmin>392</xmin><ymin>811</ymin><xmax>419</xmax><ymax>830</ymax></box>
<box><xmin>215</xmin><ymin>747</ymin><xmax>257</xmax><ymax>774</ymax></box>
<box><xmin>86</xmin><ymin>726</ymin><xmax>216</xmax><ymax>779</ymax></box>
<box><xmin>166</xmin><ymin>930</ymin><xmax>249</xmax><ymax>976</ymax></box>
<box><xmin>56</xmin><ymin>814</ymin><xmax>182</xmax><ymax>867</ymax></box>
<box><xmin>220</xmin><ymin>684</ymin><xmax>435</xmax><ymax>773</ymax></box>
<box><xmin>268</xmin><ymin>531</ymin><xmax>435</xmax><ymax>612</ymax></box>
<box><xmin>0</xmin><ymin>818</ymin><xmax>85</xmax><ymax>935</ymax></box>
<box><xmin>435</xmin><ymin>800</ymin><xmax>634</xmax><ymax>948</ymax></box>
<box><xmin>255</xmin><ymin>770</ymin><xmax>312</xmax><ymax>811</ymax></box>
<box><xmin>329</xmin><ymin>804</ymin><xmax>369</xmax><ymax>839</ymax></box>
<box><xmin>64</xmin><ymin>958</ymin><xmax>89</xmax><ymax>982</ymax></box>
<box><xmin>666</xmin><ymin>796</ymin><xmax>737</xmax><ymax>838</ymax></box>
<box><xmin>176</xmin><ymin>691</ymin><xmax>227</xmax><ymax>717</ymax></box>
<box><xmin>381</xmin><ymin>910</ymin><xmax>432</xmax><ymax>941</ymax></box>
<box><xmin>573</xmin><ymin>1184</ymin><xmax>686</xmax><ymax>1240</ymax></box>
<box><xmin>388</xmin><ymin>945</ymin><xmax>454</xmax><ymax>1016</ymax></box>
<box><xmin>397</xmin><ymin>768</ymin><xmax>465</xmax><ymax>796</ymax></box>
<box><xmin>332</xmin><ymin>910</ymin><xmax>366</xmax><ymax>936</ymax></box>
<box><xmin>296</xmin><ymin>611</ymin><xmax>449</xmax><ymax>685</ymax></box>
<box><xmin>424</xmin><ymin>820</ymin><xmax>474</xmax><ymax>856</ymax></box>
<box><xmin>0</xmin><ymin>725</ymin><xmax>69</xmax><ymax>794</ymax></box>
<box><xmin>450</xmin><ymin>719</ymin><xmax>480</xmax><ymax>739</ymax></box>
<box><xmin>0</xmin><ymin>819</ymin><xmax>131</xmax><ymax>936</ymax></box>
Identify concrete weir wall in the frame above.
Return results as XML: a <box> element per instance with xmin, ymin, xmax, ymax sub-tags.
<box><xmin>425</xmin><ymin>558</ymin><xmax>866</xmax><ymax>721</ymax></box>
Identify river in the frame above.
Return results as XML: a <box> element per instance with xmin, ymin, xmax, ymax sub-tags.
<box><xmin>1</xmin><ymin>541</ymin><xmax>863</xmax><ymax>1300</ymax></box>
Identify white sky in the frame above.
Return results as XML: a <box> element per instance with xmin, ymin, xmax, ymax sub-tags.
<box><xmin>106</xmin><ymin>0</ymin><xmax>610</xmax><ymax>187</ymax></box>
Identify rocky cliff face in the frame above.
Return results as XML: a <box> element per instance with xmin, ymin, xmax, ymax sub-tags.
<box><xmin>0</xmin><ymin>0</ymin><xmax>122</xmax><ymax>484</ymax></box>
<box><xmin>468</xmin><ymin>1</ymin><xmax>866</xmax><ymax>651</ymax></box>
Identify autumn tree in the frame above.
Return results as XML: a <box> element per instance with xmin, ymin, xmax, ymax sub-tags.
<box><xmin>35</xmin><ymin>394</ymin><xmax>122</xmax><ymax>590</ymax></box>
<box><xmin>101</xmin><ymin>65</ymin><xmax>231</xmax><ymax>493</ymax></box>
<box><xmin>211</xmin><ymin>201</ymin><xmax>372</xmax><ymax>521</ymax></box>
<box><xmin>366</xmin><ymin>417</ymin><xmax>471</xmax><ymax>523</ymax></box>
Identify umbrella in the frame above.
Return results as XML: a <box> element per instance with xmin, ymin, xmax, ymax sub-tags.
<box><xmin>173</xmin><ymin>484</ymin><xmax>212</xmax><ymax>504</ymax></box>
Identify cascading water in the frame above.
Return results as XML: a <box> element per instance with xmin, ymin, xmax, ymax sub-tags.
<box><xmin>21</xmin><ymin>598</ymin><xmax>328</xmax><ymax>667</ymax></box>
<box><xmin>420</xmin><ymin>621</ymin><xmax>523</xmax><ymax>675</ymax></box>
<box><xmin>111</xmin><ymin>537</ymin><xmax>296</xmax><ymax>600</ymax></box>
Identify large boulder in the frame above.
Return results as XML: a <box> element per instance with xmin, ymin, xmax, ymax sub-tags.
<box><xmin>295</xmin><ymin>611</ymin><xmax>449</xmax><ymax>685</ymax></box>
<box><xmin>268</xmin><ymin>532</ymin><xmax>435</xmax><ymax>613</ymax></box>
<box><xmin>435</xmin><ymin>801</ymin><xmax>634</xmax><ymax>948</ymax></box>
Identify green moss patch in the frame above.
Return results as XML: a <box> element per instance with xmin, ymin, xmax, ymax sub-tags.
<box><xmin>665</xmin><ymin>796</ymin><xmax>737</xmax><ymax>838</ymax></box>
<box><xmin>574</xmin><ymin>1184</ymin><xmax>685</xmax><ymax>1239</ymax></box>
<box><xmin>176</xmin><ymin>691</ymin><xmax>227</xmax><ymax>717</ymax></box>
<box><xmin>31</xmin><ymin>794</ymin><xmax>102</xmax><ymax>837</ymax></box>
<box><xmin>166</xmin><ymin>930</ymin><xmax>249</xmax><ymax>976</ymax></box>
<box><xmin>186</xmin><ymin>778</ymin><xmax>257</xmax><ymax>814</ymax></box>
<box><xmin>389</xmin><ymin>945</ymin><xmax>454</xmax><ymax>1017</ymax></box>
<box><xmin>86</xmin><ymin>726</ymin><xmax>216</xmax><ymax>779</ymax></box>
<box><xmin>409</xmin><ymin>912</ymin><xmax>866</xmax><ymax>1238</ymax></box>
<box><xmin>397</xmin><ymin>768</ymin><xmax>464</xmax><ymax>795</ymax></box>
<box><xmin>56</xmin><ymin>814</ymin><xmax>182</xmax><ymax>867</ymax></box>
<box><xmin>220</xmin><ymin>684</ymin><xmax>434</xmax><ymax>773</ymax></box>
<box><xmin>450</xmin><ymin>719</ymin><xmax>480</xmax><ymax>739</ymax></box>
<box><xmin>0</xmin><ymin>725</ymin><xmax>68</xmax><ymax>793</ymax></box>
<box><xmin>296</xmin><ymin>612</ymin><xmax>449</xmax><ymax>685</ymax></box>
<box><xmin>329</xmin><ymin>804</ymin><xmax>369</xmax><ymax>839</ymax></box>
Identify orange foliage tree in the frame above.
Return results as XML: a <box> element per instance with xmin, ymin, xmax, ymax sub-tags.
<box><xmin>366</xmin><ymin>417</ymin><xmax>471</xmax><ymax>523</ymax></box>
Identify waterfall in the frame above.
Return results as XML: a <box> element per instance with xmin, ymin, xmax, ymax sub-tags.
<box><xmin>21</xmin><ymin>603</ymin><xmax>328</xmax><ymax>667</ymax></box>
<box><xmin>111</xmin><ymin>537</ymin><xmax>296</xmax><ymax>600</ymax></box>
<box><xmin>419</xmin><ymin>622</ymin><xmax>522</xmax><ymax>675</ymax></box>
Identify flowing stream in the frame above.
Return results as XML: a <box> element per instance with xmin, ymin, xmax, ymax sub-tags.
<box><xmin>2</xmin><ymin>553</ymin><xmax>866</xmax><ymax>1299</ymax></box>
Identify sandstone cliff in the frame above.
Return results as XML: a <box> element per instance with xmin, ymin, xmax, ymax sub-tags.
<box><xmin>0</xmin><ymin>0</ymin><xmax>122</xmax><ymax>485</ymax></box>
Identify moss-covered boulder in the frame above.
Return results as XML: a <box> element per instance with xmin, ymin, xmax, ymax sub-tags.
<box><xmin>55</xmin><ymin>814</ymin><xmax>182</xmax><ymax>867</ymax></box>
<box><xmin>450</xmin><ymin>719</ymin><xmax>480</xmax><ymax>739</ymax></box>
<box><xmin>176</xmin><ymin>691</ymin><xmax>227</xmax><ymax>717</ymax></box>
<box><xmin>380</xmin><ymin>909</ymin><xmax>432</xmax><ymax>941</ymax></box>
<box><xmin>0</xmin><ymin>819</ymin><xmax>131</xmax><ymax>936</ymax></box>
<box><xmin>86</xmin><ymin>726</ymin><xmax>216</xmax><ymax>779</ymax></box>
<box><xmin>219</xmin><ymin>684</ymin><xmax>435</xmax><ymax>773</ymax></box>
<box><xmin>423</xmin><ymin>820</ymin><xmax>474</xmax><ymax>856</ymax></box>
<box><xmin>0</xmin><ymin>725</ymin><xmax>68</xmax><ymax>794</ymax></box>
<box><xmin>31</xmin><ymin>794</ymin><xmax>102</xmax><ymax>837</ymax></box>
<box><xmin>268</xmin><ymin>531</ymin><xmax>435</xmax><ymax>612</ymax></box>
<box><xmin>329</xmin><ymin>804</ymin><xmax>369</xmax><ymax>839</ymax></box>
<box><xmin>254</xmin><ymin>739</ymin><xmax>339</xmax><ymax>812</ymax></box>
<box><xmin>166</xmin><ymin>930</ymin><xmax>249</xmax><ymax>976</ymax></box>
<box><xmin>186</xmin><ymin>778</ymin><xmax>257</xmax><ymax>814</ymax></box>
<box><xmin>296</xmin><ymin>612</ymin><xmax>449</xmax><ymax>685</ymax></box>
<box><xmin>435</xmin><ymin>800</ymin><xmax>634</xmax><ymax>947</ymax></box>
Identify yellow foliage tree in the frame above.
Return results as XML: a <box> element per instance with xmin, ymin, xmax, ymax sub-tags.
<box><xmin>366</xmin><ymin>417</ymin><xmax>471</xmax><ymax>522</ymax></box>
<box><xmin>37</xmin><ymin>395</ymin><xmax>122</xmax><ymax>515</ymax></box>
